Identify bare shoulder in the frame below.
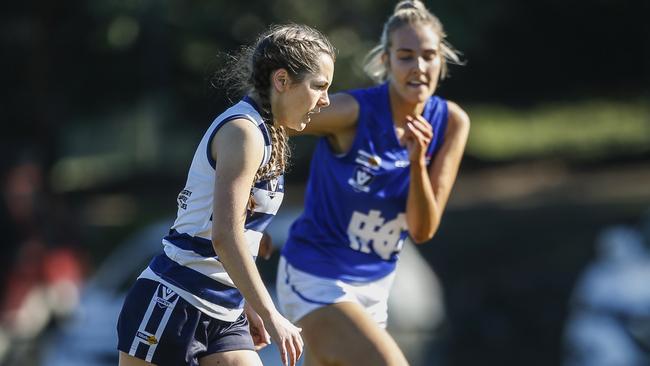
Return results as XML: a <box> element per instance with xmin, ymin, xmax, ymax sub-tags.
<box><xmin>298</xmin><ymin>92</ymin><xmax>360</xmax><ymax>136</ymax></box>
<box><xmin>211</xmin><ymin>118</ymin><xmax>264</xmax><ymax>168</ymax></box>
<box><xmin>445</xmin><ymin>100</ymin><xmax>470</xmax><ymax>132</ymax></box>
<box><xmin>215</xmin><ymin>118</ymin><xmax>264</xmax><ymax>144</ymax></box>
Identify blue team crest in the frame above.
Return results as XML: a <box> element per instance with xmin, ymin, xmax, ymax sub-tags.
<box><xmin>348</xmin><ymin>166</ymin><xmax>375</xmax><ymax>192</ymax></box>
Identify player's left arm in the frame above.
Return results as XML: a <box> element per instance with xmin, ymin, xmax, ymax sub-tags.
<box><xmin>406</xmin><ymin>101</ymin><xmax>470</xmax><ymax>243</ymax></box>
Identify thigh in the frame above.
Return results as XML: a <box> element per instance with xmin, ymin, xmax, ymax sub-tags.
<box><xmin>299</xmin><ymin>302</ymin><xmax>409</xmax><ymax>366</ymax></box>
<box><xmin>119</xmin><ymin>351</ymin><xmax>156</xmax><ymax>366</ymax></box>
<box><xmin>303</xmin><ymin>348</ymin><xmax>324</xmax><ymax>366</ymax></box>
<box><xmin>117</xmin><ymin>279</ymin><xmax>200</xmax><ymax>366</ymax></box>
<box><xmin>199</xmin><ymin>350</ymin><xmax>262</xmax><ymax>366</ymax></box>
<box><xmin>276</xmin><ymin>256</ymin><xmax>354</xmax><ymax>323</ymax></box>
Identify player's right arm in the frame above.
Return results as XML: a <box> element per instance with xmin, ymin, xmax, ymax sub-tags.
<box><xmin>211</xmin><ymin>119</ymin><xmax>303</xmax><ymax>366</ymax></box>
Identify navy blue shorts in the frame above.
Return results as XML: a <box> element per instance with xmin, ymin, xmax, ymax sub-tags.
<box><xmin>117</xmin><ymin>279</ymin><xmax>254</xmax><ymax>366</ymax></box>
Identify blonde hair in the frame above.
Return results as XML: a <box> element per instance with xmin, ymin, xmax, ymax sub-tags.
<box><xmin>363</xmin><ymin>0</ymin><xmax>462</xmax><ymax>84</ymax></box>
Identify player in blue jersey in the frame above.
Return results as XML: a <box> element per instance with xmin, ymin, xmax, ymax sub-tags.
<box><xmin>117</xmin><ymin>24</ymin><xmax>335</xmax><ymax>366</ymax></box>
<box><xmin>276</xmin><ymin>1</ymin><xmax>470</xmax><ymax>365</ymax></box>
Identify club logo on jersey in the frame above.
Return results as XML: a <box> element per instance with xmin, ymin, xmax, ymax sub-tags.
<box><xmin>355</xmin><ymin>150</ymin><xmax>382</xmax><ymax>171</ymax></box>
<box><xmin>393</xmin><ymin>154</ymin><xmax>431</xmax><ymax>167</ymax></box>
<box><xmin>269</xmin><ymin>177</ymin><xmax>278</xmax><ymax>192</ymax></box>
<box><xmin>348</xmin><ymin>166</ymin><xmax>375</xmax><ymax>192</ymax></box>
<box><xmin>395</xmin><ymin>160</ymin><xmax>409</xmax><ymax>168</ymax></box>
<box><xmin>267</xmin><ymin>177</ymin><xmax>282</xmax><ymax>199</ymax></box>
<box><xmin>177</xmin><ymin>189</ymin><xmax>192</xmax><ymax>210</ymax></box>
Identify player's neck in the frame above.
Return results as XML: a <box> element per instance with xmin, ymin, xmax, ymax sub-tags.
<box><xmin>388</xmin><ymin>83</ymin><xmax>426</xmax><ymax>127</ymax></box>
<box><xmin>247</xmin><ymin>93</ymin><xmax>263</xmax><ymax>110</ymax></box>
<box><xmin>248</xmin><ymin>92</ymin><xmax>276</xmax><ymax>122</ymax></box>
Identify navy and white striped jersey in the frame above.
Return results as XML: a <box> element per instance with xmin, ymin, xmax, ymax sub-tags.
<box><xmin>139</xmin><ymin>97</ymin><xmax>285</xmax><ymax>321</ymax></box>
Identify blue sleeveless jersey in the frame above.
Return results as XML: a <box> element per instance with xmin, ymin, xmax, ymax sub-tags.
<box><xmin>282</xmin><ymin>83</ymin><xmax>448</xmax><ymax>282</ymax></box>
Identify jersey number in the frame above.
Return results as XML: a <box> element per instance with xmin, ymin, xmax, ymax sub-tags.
<box><xmin>347</xmin><ymin>210</ymin><xmax>407</xmax><ymax>260</ymax></box>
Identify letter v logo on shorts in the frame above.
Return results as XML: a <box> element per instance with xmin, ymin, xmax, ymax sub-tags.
<box><xmin>155</xmin><ymin>286</ymin><xmax>178</xmax><ymax>308</ymax></box>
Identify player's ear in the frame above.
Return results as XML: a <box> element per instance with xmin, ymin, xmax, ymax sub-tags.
<box><xmin>271</xmin><ymin>69</ymin><xmax>290</xmax><ymax>92</ymax></box>
<box><xmin>381</xmin><ymin>52</ymin><xmax>390</xmax><ymax>69</ymax></box>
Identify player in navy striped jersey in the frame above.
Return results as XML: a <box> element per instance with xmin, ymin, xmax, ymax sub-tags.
<box><xmin>276</xmin><ymin>1</ymin><xmax>470</xmax><ymax>365</ymax></box>
<box><xmin>117</xmin><ymin>24</ymin><xmax>335</xmax><ymax>366</ymax></box>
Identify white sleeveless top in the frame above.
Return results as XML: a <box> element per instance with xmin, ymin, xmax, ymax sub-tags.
<box><xmin>139</xmin><ymin>97</ymin><xmax>285</xmax><ymax>321</ymax></box>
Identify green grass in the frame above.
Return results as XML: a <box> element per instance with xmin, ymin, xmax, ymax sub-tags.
<box><xmin>465</xmin><ymin>99</ymin><xmax>650</xmax><ymax>161</ymax></box>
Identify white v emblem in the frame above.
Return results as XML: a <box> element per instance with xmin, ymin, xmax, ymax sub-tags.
<box><xmin>269</xmin><ymin>178</ymin><xmax>278</xmax><ymax>192</ymax></box>
<box><xmin>162</xmin><ymin>286</ymin><xmax>175</xmax><ymax>300</ymax></box>
<box><xmin>356</xmin><ymin>170</ymin><xmax>372</xmax><ymax>185</ymax></box>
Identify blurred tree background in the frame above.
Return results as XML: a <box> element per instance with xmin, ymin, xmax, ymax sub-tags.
<box><xmin>1</xmin><ymin>0</ymin><xmax>648</xmax><ymax>365</ymax></box>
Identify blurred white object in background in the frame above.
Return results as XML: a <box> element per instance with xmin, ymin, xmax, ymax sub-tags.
<box><xmin>564</xmin><ymin>224</ymin><xmax>650</xmax><ymax>366</ymax></box>
<box><xmin>389</xmin><ymin>239</ymin><xmax>445</xmax><ymax>331</ymax></box>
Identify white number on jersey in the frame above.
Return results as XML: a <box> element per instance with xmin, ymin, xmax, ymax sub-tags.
<box><xmin>347</xmin><ymin>210</ymin><xmax>407</xmax><ymax>260</ymax></box>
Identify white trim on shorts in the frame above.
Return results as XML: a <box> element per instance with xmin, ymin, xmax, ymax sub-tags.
<box><xmin>129</xmin><ymin>283</ymin><xmax>180</xmax><ymax>362</ymax></box>
<box><xmin>276</xmin><ymin>256</ymin><xmax>395</xmax><ymax>328</ymax></box>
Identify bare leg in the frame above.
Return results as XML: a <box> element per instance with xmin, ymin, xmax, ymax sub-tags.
<box><xmin>303</xmin><ymin>348</ymin><xmax>324</xmax><ymax>366</ymax></box>
<box><xmin>119</xmin><ymin>351</ymin><xmax>156</xmax><ymax>366</ymax></box>
<box><xmin>299</xmin><ymin>302</ymin><xmax>409</xmax><ymax>366</ymax></box>
<box><xmin>199</xmin><ymin>349</ymin><xmax>263</xmax><ymax>366</ymax></box>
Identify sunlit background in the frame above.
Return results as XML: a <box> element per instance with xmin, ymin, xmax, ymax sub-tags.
<box><xmin>1</xmin><ymin>0</ymin><xmax>648</xmax><ymax>365</ymax></box>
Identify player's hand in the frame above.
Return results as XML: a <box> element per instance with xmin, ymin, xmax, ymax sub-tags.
<box><xmin>244</xmin><ymin>302</ymin><xmax>271</xmax><ymax>351</ymax></box>
<box><xmin>401</xmin><ymin>114</ymin><xmax>433</xmax><ymax>164</ymax></box>
<box><xmin>257</xmin><ymin>231</ymin><xmax>274</xmax><ymax>260</ymax></box>
<box><xmin>263</xmin><ymin>311</ymin><xmax>303</xmax><ymax>366</ymax></box>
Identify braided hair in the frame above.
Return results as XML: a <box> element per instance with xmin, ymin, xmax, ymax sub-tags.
<box><xmin>217</xmin><ymin>24</ymin><xmax>336</xmax><ymax>208</ymax></box>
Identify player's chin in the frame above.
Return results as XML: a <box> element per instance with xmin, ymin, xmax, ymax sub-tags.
<box><xmin>288</xmin><ymin>119</ymin><xmax>308</xmax><ymax>131</ymax></box>
<box><xmin>287</xmin><ymin>124</ymin><xmax>304</xmax><ymax>132</ymax></box>
<box><xmin>403</xmin><ymin>87</ymin><xmax>431</xmax><ymax>103</ymax></box>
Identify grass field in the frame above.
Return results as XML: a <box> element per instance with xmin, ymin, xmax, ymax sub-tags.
<box><xmin>466</xmin><ymin>99</ymin><xmax>650</xmax><ymax>161</ymax></box>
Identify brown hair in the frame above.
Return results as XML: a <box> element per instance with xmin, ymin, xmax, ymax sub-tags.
<box><xmin>220</xmin><ymin>24</ymin><xmax>336</xmax><ymax>182</ymax></box>
<box><xmin>363</xmin><ymin>0</ymin><xmax>462</xmax><ymax>84</ymax></box>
